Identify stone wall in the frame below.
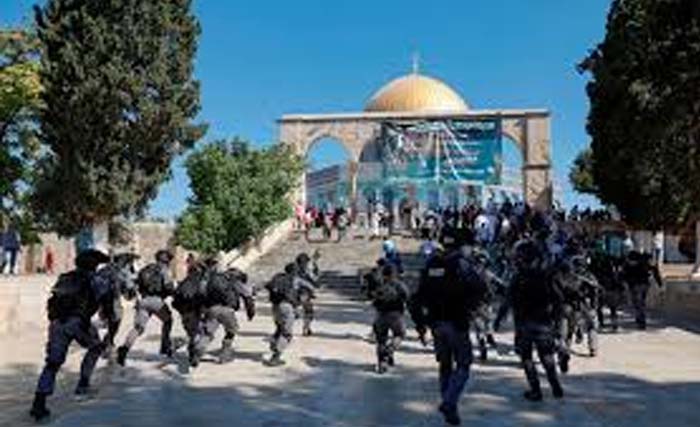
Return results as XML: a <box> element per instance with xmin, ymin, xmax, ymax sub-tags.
<box><xmin>16</xmin><ymin>222</ymin><xmax>189</xmax><ymax>279</ymax></box>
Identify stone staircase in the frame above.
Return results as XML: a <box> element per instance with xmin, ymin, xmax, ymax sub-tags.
<box><xmin>245</xmin><ymin>228</ymin><xmax>421</xmax><ymax>293</ymax></box>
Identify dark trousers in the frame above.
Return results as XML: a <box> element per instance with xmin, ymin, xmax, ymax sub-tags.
<box><xmin>432</xmin><ymin>322</ymin><xmax>472</xmax><ymax>410</ymax></box>
<box><xmin>36</xmin><ymin>317</ymin><xmax>104</xmax><ymax>395</ymax></box>
<box><xmin>373</xmin><ymin>311</ymin><xmax>406</xmax><ymax>364</ymax></box>
<box><xmin>515</xmin><ymin>321</ymin><xmax>562</xmax><ymax>394</ymax></box>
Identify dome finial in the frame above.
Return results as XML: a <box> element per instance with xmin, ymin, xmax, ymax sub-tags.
<box><xmin>412</xmin><ymin>51</ymin><xmax>420</xmax><ymax>75</ymax></box>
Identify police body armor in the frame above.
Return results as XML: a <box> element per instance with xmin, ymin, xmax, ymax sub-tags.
<box><xmin>47</xmin><ymin>271</ymin><xmax>98</xmax><ymax>323</ymax></box>
<box><xmin>414</xmin><ymin>251</ymin><xmax>488</xmax><ymax>330</ymax></box>
<box><xmin>137</xmin><ymin>263</ymin><xmax>169</xmax><ymax>297</ymax></box>
<box><xmin>267</xmin><ymin>273</ymin><xmax>298</xmax><ymax>306</ymax></box>
<box><xmin>206</xmin><ymin>272</ymin><xmax>241</xmax><ymax>310</ymax></box>
<box><xmin>372</xmin><ymin>280</ymin><xmax>406</xmax><ymax>313</ymax></box>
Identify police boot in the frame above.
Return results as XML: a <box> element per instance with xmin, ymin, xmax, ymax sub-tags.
<box><xmin>116</xmin><ymin>346</ymin><xmax>129</xmax><ymax>367</ymax></box>
<box><xmin>74</xmin><ymin>377</ymin><xmax>91</xmax><ymax>397</ymax></box>
<box><xmin>160</xmin><ymin>341</ymin><xmax>173</xmax><ymax>358</ymax></box>
<box><xmin>29</xmin><ymin>392</ymin><xmax>50</xmax><ymax>421</ymax></box>
<box><xmin>267</xmin><ymin>352</ymin><xmax>285</xmax><ymax>367</ymax></box>
<box><xmin>558</xmin><ymin>353</ymin><xmax>570</xmax><ymax>374</ymax></box>
<box><xmin>302</xmin><ymin>325</ymin><xmax>313</xmax><ymax>336</ymax></box>
<box><xmin>438</xmin><ymin>403</ymin><xmax>461</xmax><ymax>426</ymax></box>
<box><xmin>189</xmin><ymin>349</ymin><xmax>200</xmax><ymax>368</ymax></box>
<box><xmin>486</xmin><ymin>334</ymin><xmax>497</xmax><ymax>348</ymax></box>
<box><xmin>478</xmin><ymin>337</ymin><xmax>488</xmax><ymax>361</ymax></box>
<box><xmin>219</xmin><ymin>338</ymin><xmax>234</xmax><ymax>364</ymax></box>
<box><xmin>523</xmin><ymin>361</ymin><xmax>543</xmax><ymax>402</ymax></box>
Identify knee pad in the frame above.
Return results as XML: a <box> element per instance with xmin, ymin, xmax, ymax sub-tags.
<box><xmin>224</xmin><ymin>332</ymin><xmax>235</xmax><ymax>340</ymax></box>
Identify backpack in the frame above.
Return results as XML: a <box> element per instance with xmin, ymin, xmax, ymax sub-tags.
<box><xmin>267</xmin><ymin>273</ymin><xmax>296</xmax><ymax>305</ymax></box>
<box><xmin>47</xmin><ymin>271</ymin><xmax>94</xmax><ymax>321</ymax></box>
<box><xmin>173</xmin><ymin>270</ymin><xmax>208</xmax><ymax>312</ymax></box>
<box><xmin>207</xmin><ymin>272</ymin><xmax>240</xmax><ymax>310</ymax></box>
<box><xmin>137</xmin><ymin>263</ymin><xmax>164</xmax><ymax>296</ymax></box>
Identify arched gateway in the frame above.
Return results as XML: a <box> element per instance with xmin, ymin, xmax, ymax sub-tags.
<box><xmin>278</xmin><ymin>72</ymin><xmax>552</xmax><ymax>211</ymax></box>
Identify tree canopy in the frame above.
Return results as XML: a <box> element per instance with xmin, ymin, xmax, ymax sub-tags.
<box><xmin>176</xmin><ymin>139</ymin><xmax>304</xmax><ymax>255</ymax></box>
<box><xmin>568</xmin><ymin>148</ymin><xmax>598</xmax><ymax>195</ymax></box>
<box><xmin>0</xmin><ymin>28</ymin><xmax>41</xmax><ymax>221</ymax></box>
<box><xmin>579</xmin><ymin>0</ymin><xmax>700</xmax><ymax>229</ymax></box>
<box><xmin>32</xmin><ymin>0</ymin><xmax>206</xmax><ymax>236</ymax></box>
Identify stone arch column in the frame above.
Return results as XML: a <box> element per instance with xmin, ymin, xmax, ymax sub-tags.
<box><xmin>501</xmin><ymin>114</ymin><xmax>552</xmax><ymax>210</ymax></box>
<box><xmin>279</xmin><ymin>119</ymin><xmax>381</xmax><ymax>211</ymax></box>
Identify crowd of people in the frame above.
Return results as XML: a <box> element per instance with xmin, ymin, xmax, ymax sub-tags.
<box><xmin>27</xmin><ymin>201</ymin><xmax>664</xmax><ymax>425</ymax></box>
<box><xmin>359</xmin><ymin>200</ymin><xmax>664</xmax><ymax>425</ymax></box>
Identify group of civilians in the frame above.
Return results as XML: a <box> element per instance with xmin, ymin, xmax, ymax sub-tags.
<box><xmin>0</xmin><ymin>225</ymin><xmax>22</xmax><ymax>275</ymax></box>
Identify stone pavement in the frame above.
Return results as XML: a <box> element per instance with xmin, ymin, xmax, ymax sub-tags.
<box><xmin>1</xmin><ymin>230</ymin><xmax>700</xmax><ymax>427</ymax></box>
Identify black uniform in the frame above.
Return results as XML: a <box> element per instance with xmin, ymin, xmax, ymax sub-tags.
<box><xmin>622</xmin><ymin>251</ymin><xmax>663</xmax><ymax>329</ymax></box>
<box><xmin>591</xmin><ymin>253</ymin><xmax>626</xmax><ymax>331</ymax></box>
<box><xmin>510</xmin><ymin>242</ymin><xmax>565</xmax><ymax>401</ymax></box>
<box><xmin>172</xmin><ymin>262</ymin><xmax>211</xmax><ymax>366</ymax></box>
<box><xmin>371</xmin><ymin>265</ymin><xmax>408</xmax><ymax>373</ymax></box>
<box><xmin>30</xmin><ymin>250</ymin><xmax>111</xmax><ymax>421</ymax></box>
<box><xmin>410</xmin><ymin>243</ymin><xmax>488</xmax><ymax>426</ymax></box>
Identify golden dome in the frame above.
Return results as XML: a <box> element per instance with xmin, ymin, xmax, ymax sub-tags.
<box><xmin>365</xmin><ymin>73</ymin><xmax>469</xmax><ymax>113</ymax></box>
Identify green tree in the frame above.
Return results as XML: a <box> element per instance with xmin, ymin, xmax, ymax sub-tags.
<box><xmin>0</xmin><ymin>28</ymin><xmax>41</xmax><ymax>221</ymax></box>
<box><xmin>32</xmin><ymin>0</ymin><xmax>206</xmax><ymax>236</ymax></box>
<box><xmin>176</xmin><ymin>139</ymin><xmax>304</xmax><ymax>255</ymax></box>
<box><xmin>568</xmin><ymin>148</ymin><xmax>598</xmax><ymax>195</ymax></box>
<box><xmin>579</xmin><ymin>0</ymin><xmax>700</xmax><ymax>229</ymax></box>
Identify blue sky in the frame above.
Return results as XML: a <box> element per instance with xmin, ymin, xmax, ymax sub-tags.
<box><xmin>3</xmin><ymin>0</ymin><xmax>609</xmax><ymax>217</ymax></box>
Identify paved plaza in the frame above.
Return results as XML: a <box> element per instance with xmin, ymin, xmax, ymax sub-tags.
<box><xmin>1</xmin><ymin>234</ymin><xmax>700</xmax><ymax>427</ymax></box>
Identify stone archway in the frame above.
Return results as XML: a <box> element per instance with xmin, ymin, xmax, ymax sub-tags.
<box><xmin>279</xmin><ymin>110</ymin><xmax>552</xmax><ymax>211</ymax></box>
<box><xmin>279</xmin><ymin>117</ymin><xmax>382</xmax><ymax>210</ymax></box>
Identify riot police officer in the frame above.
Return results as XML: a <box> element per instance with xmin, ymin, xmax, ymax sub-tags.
<box><xmin>117</xmin><ymin>249</ymin><xmax>176</xmax><ymax>366</ymax></box>
<box><xmin>370</xmin><ymin>263</ymin><xmax>409</xmax><ymax>374</ymax></box>
<box><xmin>93</xmin><ymin>253</ymin><xmax>139</xmax><ymax>359</ymax></box>
<box><xmin>194</xmin><ymin>267</ymin><xmax>256</xmax><ymax>365</ymax></box>
<box><xmin>30</xmin><ymin>249</ymin><xmax>112</xmax><ymax>421</ymax></box>
<box><xmin>172</xmin><ymin>259</ymin><xmax>211</xmax><ymax>367</ymax></box>
<box><xmin>265</xmin><ymin>264</ymin><xmax>301</xmax><ymax>366</ymax></box>
<box><xmin>622</xmin><ymin>250</ymin><xmax>663</xmax><ymax>329</ymax></box>
<box><xmin>510</xmin><ymin>239</ymin><xmax>565</xmax><ymax>401</ymax></box>
<box><xmin>295</xmin><ymin>252</ymin><xmax>321</xmax><ymax>336</ymax></box>
<box><xmin>410</xmin><ymin>227</ymin><xmax>488</xmax><ymax>426</ymax></box>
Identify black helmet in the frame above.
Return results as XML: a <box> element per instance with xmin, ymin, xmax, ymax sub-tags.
<box><xmin>296</xmin><ymin>252</ymin><xmax>311</xmax><ymax>265</ymax></box>
<box><xmin>514</xmin><ymin>239</ymin><xmax>541</xmax><ymax>268</ymax></box>
<box><xmin>439</xmin><ymin>226</ymin><xmax>460</xmax><ymax>249</ymax></box>
<box><xmin>75</xmin><ymin>249</ymin><xmax>110</xmax><ymax>271</ymax></box>
<box><xmin>440</xmin><ymin>226</ymin><xmax>474</xmax><ymax>250</ymax></box>
<box><xmin>284</xmin><ymin>262</ymin><xmax>298</xmax><ymax>275</ymax></box>
<box><xmin>226</xmin><ymin>267</ymin><xmax>248</xmax><ymax>283</ymax></box>
<box><xmin>155</xmin><ymin>249</ymin><xmax>174</xmax><ymax>264</ymax></box>
<box><xmin>112</xmin><ymin>253</ymin><xmax>139</xmax><ymax>267</ymax></box>
<box><xmin>381</xmin><ymin>263</ymin><xmax>399</xmax><ymax>279</ymax></box>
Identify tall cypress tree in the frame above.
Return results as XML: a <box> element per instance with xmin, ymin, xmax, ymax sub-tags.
<box><xmin>33</xmin><ymin>0</ymin><xmax>206</xmax><ymax>235</ymax></box>
<box><xmin>580</xmin><ymin>0</ymin><xmax>700</xmax><ymax>229</ymax></box>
